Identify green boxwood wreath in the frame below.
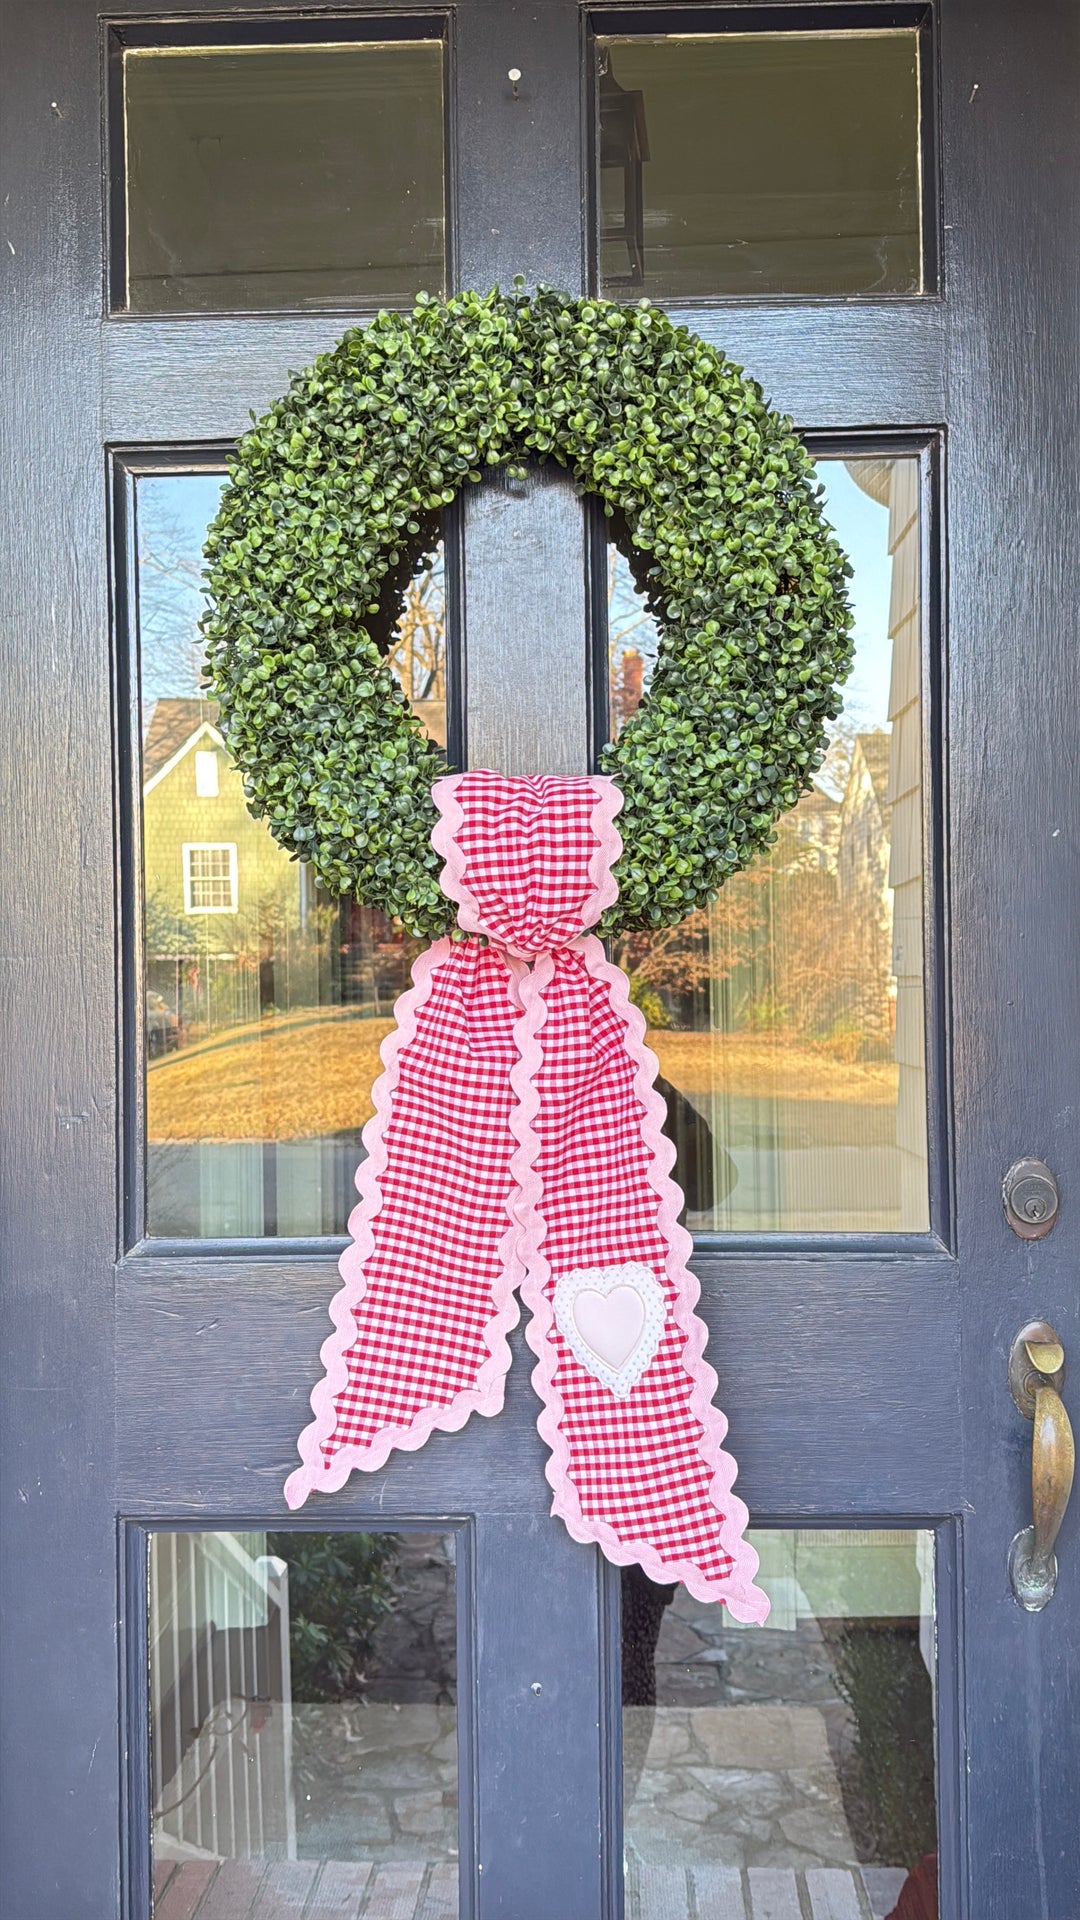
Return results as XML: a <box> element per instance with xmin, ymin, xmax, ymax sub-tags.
<box><xmin>202</xmin><ymin>286</ymin><xmax>853</xmax><ymax>937</ymax></box>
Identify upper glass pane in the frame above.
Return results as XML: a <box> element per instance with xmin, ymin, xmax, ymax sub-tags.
<box><xmin>597</xmin><ymin>31</ymin><xmax>922</xmax><ymax>298</ymax></box>
<box><xmin>135</xmin><ymin>471</ymin><xmax>446</xmax><ymax>1238</ymax></box>
<box><xmin>610</xmin><ymin>455</ymin><xmax>930</xmax><ymax>1233</ymax></box>
<box><xmin>122</xmin><ymin>41</ymin><xmax>445</xmax><ymax>313</ymax></box>
<box><xmin>150</xmin><ymin>1529</ymin><xmax>458</xmax><ymax>1913</ymax></box>
<box><xmin>622</xmin><ymin>1528</ymin><xmax>937</xmax><ymax>1918</ymax></box>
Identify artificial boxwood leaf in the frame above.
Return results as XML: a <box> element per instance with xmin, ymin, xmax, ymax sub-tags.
<box><xmin>202</xmin><ymin>288</ymin><xmax>853</xmax><ymax>937</ymax></box>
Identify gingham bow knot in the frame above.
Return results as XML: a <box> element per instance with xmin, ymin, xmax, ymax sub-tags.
<box><xmin>286</xmin><ymin>772</ymin><xmax>767</xmax><ymax>1620</ymax></box>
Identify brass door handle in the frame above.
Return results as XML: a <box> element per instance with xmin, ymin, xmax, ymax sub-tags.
<box><xmin>1008</xmin><ymin>1320</ymin><xmax>1075</xmax><ymax>1610</ymax></box>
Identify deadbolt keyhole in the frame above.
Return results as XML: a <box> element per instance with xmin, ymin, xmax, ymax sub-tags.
<box><xmin>1003</xmin><ymin>1160</ymin><xmax>1060</xmax><ymax>1239</ymax></box>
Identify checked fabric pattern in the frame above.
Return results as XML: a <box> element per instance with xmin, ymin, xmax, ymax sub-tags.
<box><xmin>285</xmin><ymin>772</ymin><xmax>768</xmax><ymax>1621</ymax></box>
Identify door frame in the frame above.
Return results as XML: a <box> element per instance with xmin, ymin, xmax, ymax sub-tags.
<box><xmin>2</xmin><ymin>2</ymin><xmax>1078</xmax><ymax>1916</ymax></box>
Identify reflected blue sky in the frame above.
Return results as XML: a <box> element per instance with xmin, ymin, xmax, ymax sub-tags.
<box><xmin>136</xmin><ymin>473</ymin><xmax>225</xmax><ymax>711</ymax></box>
<box><xmin>135</xmin><ymin>457</ymin><xmax>895</xmax><ymax>728</ymax></box>
<box><xmin>611</xmin><ymin>460</ymin><xmax>894</xmax><ymax>733</ymax></box>
<box><xmin>818</xmin><ymin>461</ymin><xmax>892</xmax><ymax>727</ymax></box>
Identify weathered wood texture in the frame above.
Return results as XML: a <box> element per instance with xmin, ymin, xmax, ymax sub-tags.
<box><xmin>116</xmin><ymin>1264</ymin><xmax>961</xmax><ymax>1516</ymax></box>
<box><xmin>940</xmin><ymin>4</ymin><xmax>1080</xmax><ymax>1916</ymax></box>
<box><xmin>102</xmin><ymin>305</ymin><xmax>944</xmax><ymax>443</ymax></box>
<box><xmin>462</xmin><ymin>465</ymin><xmax>589</xmax><ymax>776</ymax></box>
<box><xmin>0</xmin><ymin>2</ymin><xmax>120</xmax><ymax>1917</ymax></box>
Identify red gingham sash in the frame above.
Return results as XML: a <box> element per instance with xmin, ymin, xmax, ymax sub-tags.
<box><xmin>285</xmin><ymin>772</ymin><xmax>768</xmax><ymax>1620</ymax></box>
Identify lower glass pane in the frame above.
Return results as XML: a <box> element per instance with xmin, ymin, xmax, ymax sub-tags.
<box><xmin>150</xmin><ymin>1530</ymin><xmax>458</xmax><ymax>1915</ymax></box>
<box><xmin>622</xmin><ymin>1530</ymin><xmax>937</xmax><ymax>1920</ymax></box>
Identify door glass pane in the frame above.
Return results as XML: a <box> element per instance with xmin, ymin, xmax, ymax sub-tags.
<box><xmin>609</xmin><ymin>455</ymin><xmax>929</xmax><ymax>1232</ymax></box>
<box><xmin>597</xmin><ymin>32</ymin><xmax>922</xmax><ymax>298</ymax></box>
<box><xmin>150</xmin><ymin>1530</ymin><xmax>459</xmax><ymax>1914</ymax></box>
<box><xmin>622</xmin><ymin>1530</ymin><xmax>937</xmax><ymax>1919</ymax></box>
<box><xmin>122</xmin><ymin>41</ymin><xmax>445</xmax><ymax>313</ymax></box>
<box><xmin>135</xmin><ymin>471</ymin><xmax>447</xmax><ymax>1238</ymax></box>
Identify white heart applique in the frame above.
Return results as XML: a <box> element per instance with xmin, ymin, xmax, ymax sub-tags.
<box><xmin>574</xmin><ymin>1285</ymin><xmax>645</xmax><ymax>1370</ymax></box>
<box><xmin>552</xmin><ymin>1263</ymin><xmax>667</xmax><ymax>1398</ymax></box>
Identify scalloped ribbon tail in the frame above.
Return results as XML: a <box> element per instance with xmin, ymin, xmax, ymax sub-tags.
<box><xmin>514</xmin><ymin>933</ymin><xmax>770</xmax><ymax>1625</ymax></box>
<box><xmin>284</xmin><ymin>934</ymin><xmax>521</xmax><ymax>1510</ymax></box>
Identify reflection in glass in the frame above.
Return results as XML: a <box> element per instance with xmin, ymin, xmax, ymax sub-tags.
<box><xmin>610</xmin><ymin>457</ymin><xmax>929</xmax><ymax>1232</ymax></box>
<box><xmin>123</xmin><ymin>42</ymin><xmax>445</xmax><ymax>312</ymax></box>
<box><xmin>598</xmin><ymin>32</ymin><xmax>922</xmax><ymax>298</ymax></box>
<box><xmin>150</xmin><ymin>1531</ymin><xmax>458</xmax><ymax>1914</ymax></box>
<box><xmin>622</xmin><ymin>1532</ymin><xmax>937</xmax><ymax>1919</ymax></box>
<box><xmin>136</xmin><ymin>473</ymin><xmax>446</xmax><ymax>1237</ymax></box>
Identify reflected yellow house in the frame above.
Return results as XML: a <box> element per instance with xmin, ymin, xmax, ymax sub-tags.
<box><xmin>142</xmin><ymin>698</ymin><xmax>401</xmax><ymax>1236</ymax></box>
<box><xmin>142</xmin><ymin>696</ymin><xmax>317</xmax><ymax>1034</ymax></box>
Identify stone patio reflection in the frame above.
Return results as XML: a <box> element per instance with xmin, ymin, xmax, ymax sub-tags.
<box><xmin>292</xmin><ymin>1703</ymin><xmax>458</xmax><ymax>1865</ymax></box>
<box><xmin>626</xmin><ymin>1584</ymin><xmax>861</xmax><ymax>1873</ymax></box>
<box><xmin>626</xmin><ymin>1701</ymin><xmax>855</xmax><ymax>1871</ymax></box>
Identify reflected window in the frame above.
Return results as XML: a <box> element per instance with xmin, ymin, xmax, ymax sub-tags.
<box><xmin>610</xmin><ymin>455</ymin><xmax>929</xmax><ymax>1233</ymax></box>
<box><xmin>597</xmin><ymin>31</ymin><xmax>923</xmax><ymax>298</ymax></box>
<box><xmin>150</xmin><ymin>1530</ymin><xmax>459</xmax><ymax>1913</ymax></box>
<box><xmin>182</xmin><ymin>843</ymin><xmax>237</xmax><ymax>914</ymax></box>
<box><xmin>121</xmin><ymin>39</ymin><xmax>445</xmax><ymax>313</ymax></box>
<box><xmin>134</xmin><ymin>470</ymin><xmax>447</xmax><ymax>1238</ymax></box>
<box><xmin>622</xmin><ymin>1531</ymin><xmax>937</xmax><ymax>1919</ymax></box>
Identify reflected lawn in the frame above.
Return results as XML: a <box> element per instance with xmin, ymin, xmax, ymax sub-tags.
<box><xmin>147</xmin><ymin>1006</ymin><xmax>394</xmax><ymax>1142</ymax></box>
<box><xmin>147</xmin><ymin>1018</ymin><xmax>898</xmax><ymax>1144</ymax></box>
<box><xmin>650</xmin><ymin>1032</ymin><xmax>898</xmax><ymax>1105</ymax></box>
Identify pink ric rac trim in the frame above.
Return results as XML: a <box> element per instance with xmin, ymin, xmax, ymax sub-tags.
<box><xmin>517</xmin><ymin>943</ymin><xmax>771</xmax><ymax>1625</ymax></box>
<box><xmin>581</xmin><ymin>776</ymin><xmax>623</xmax><ymax>926</ymax></box>
<box><xmin>283</xmin><ymin>936</ymin><xmax>521</xmax><ymax>1511</ymax></box>
<box><xmin>429</xmin><ymin>773</ymin><xmax>474</xmax><ymax>928</ymax></box>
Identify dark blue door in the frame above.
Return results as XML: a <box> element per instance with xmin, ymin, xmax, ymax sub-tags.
<box><xmin>2</xmin><ymin>3</ymin><xmax>1078</xmax><ymax>1917</ymax></box>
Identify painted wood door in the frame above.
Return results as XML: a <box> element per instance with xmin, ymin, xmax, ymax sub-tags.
<box><xmin>1</xmin><ymin>3</ymin><xmax>1077</xmax><ymax>1917</ymax></box>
